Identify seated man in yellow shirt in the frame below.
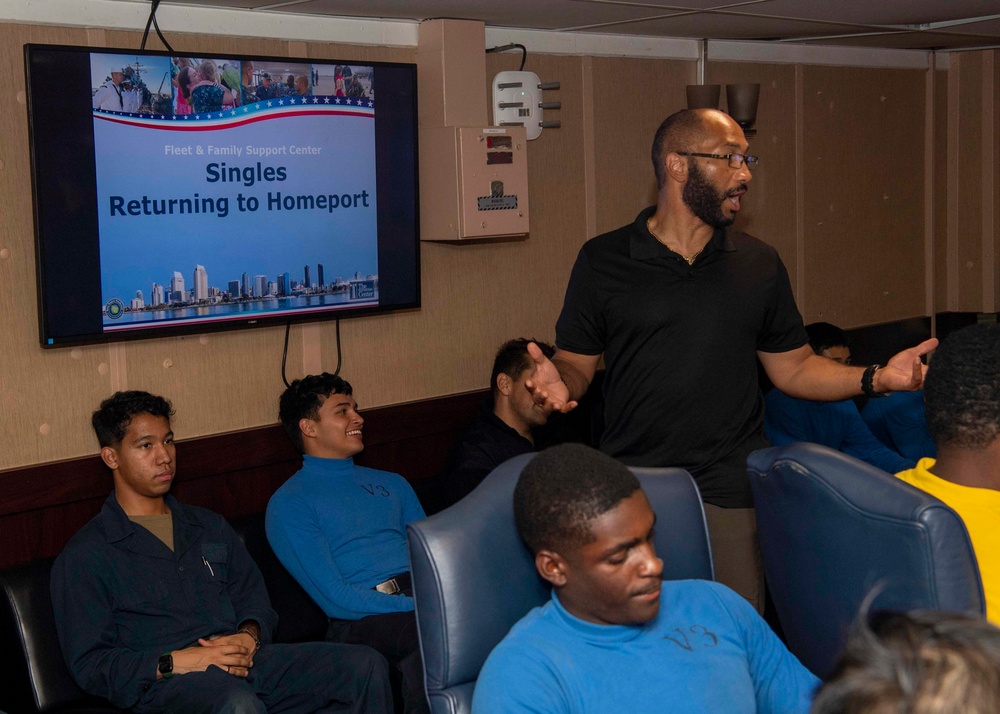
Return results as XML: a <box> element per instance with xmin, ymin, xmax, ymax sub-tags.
<box><xmin>895</xmin><ymin>324</ymin><xmax>1000</xmax><ymax>624</ymax></box>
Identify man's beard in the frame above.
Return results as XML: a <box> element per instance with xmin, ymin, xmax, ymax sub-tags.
<box><xmin>682</xmin><ymin>161</ymin><xmax>744</xmax><ymax>229</ymax></box>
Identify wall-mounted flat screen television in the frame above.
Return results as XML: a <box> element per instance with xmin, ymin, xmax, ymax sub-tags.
<box><xmin>25</xmin><ymin>44</ymin><xmax>419</xmax><ymax>347</ymax></box>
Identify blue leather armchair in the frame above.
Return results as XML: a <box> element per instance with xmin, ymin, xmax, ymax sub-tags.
<box><xmin>406</xmin><ymin>452</ymin><xmax>713</xmax><ymax>714</ymax></box>
<box><xmin>748</xmin><ymin>442</ymin><xmax>984</xmax><ymax>678</ymax></box>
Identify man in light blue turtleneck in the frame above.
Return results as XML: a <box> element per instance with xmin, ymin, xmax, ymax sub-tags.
<box><xmin>266</xmin><ymin>373</ymin><xmax>428</xmax><ymax>714</ymax></box>
<box><xmin>472</xmin><ymin>444</ymin><xmax>819</xmax><ymax>714</ymax></box>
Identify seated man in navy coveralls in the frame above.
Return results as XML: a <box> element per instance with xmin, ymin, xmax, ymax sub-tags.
<box><xmin>50</xmin><ymin>390</ymin><xmax>392</xmax><ymax>714</ymax></box>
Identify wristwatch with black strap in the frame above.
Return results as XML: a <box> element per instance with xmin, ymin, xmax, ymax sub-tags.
<box><xmin>158</xmin><ymin>652</ymin><xmax>174</xmax><ymax>679</ymax></box>
<box><xmin>862</xmin><ymin>364</ymin><xmax>887</xmax><ymax>399</ymax></box>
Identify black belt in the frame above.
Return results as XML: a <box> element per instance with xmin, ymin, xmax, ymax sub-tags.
<box><xmin>372</xmin><ymin>571</ymin><xmax>411</xmax><ymax>595</ymax></box>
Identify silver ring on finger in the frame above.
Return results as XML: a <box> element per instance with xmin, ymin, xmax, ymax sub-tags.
<box><xmin>226</xmin><ymin>665</ymin><xmax>231</xmax><ymax>674</ymax></box>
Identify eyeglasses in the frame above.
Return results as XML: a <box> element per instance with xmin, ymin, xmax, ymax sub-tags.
<box><xmin>676</xmin><ymin>152</ymin><xmax>759</xmax><ymax>170</ymax></box>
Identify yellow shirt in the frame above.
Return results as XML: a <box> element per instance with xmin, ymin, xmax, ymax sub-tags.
<box><xmin>896</xmin><ymin>458</ymin><xmax>1000</xmax><ymax>624</ymax></box>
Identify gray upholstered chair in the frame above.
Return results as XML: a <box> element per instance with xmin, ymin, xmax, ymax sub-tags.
<box><xmin>407</xmin><ymin>452</ymin><xmax>713</xmax><ymax>714</ymax></box>
<box><xmin>748</xmin><ymin>442</ymin><xmax>984</xmax><ymax>678</ymax></box>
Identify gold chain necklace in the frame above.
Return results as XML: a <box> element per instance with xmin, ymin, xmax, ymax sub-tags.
<box><xmin>646</xmin><ymin>220</ymin><xmax>703</xmax><ymax>265</ymax></box>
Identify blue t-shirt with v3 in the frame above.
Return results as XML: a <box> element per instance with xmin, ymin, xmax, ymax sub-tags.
<box><xmin>473</xmin><ymin>579</ymin><xmax>819</xmax><ymax>714</ymax></box>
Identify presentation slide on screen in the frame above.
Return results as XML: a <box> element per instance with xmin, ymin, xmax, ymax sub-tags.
<box><xmin>90</xmin><ymin>52</ymin><xmax>380</xmax><ymax>331</ymax></box>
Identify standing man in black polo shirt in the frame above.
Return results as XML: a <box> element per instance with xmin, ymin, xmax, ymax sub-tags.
<box><xmin>525</xmin><ymin>107</ymin><xmax>936</xmax><ymax>612</ymax></box>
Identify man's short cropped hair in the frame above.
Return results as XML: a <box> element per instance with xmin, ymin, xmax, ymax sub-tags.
<box><xmin>490</xmin><ymin>338</ymin><xmax>555</xmax><ymax>401</ymax></box>
<box><xmin>92</xmin><ymin>391</ymin><xmax>174</xmax><ymax>448</ymax></box>
<box><xmin>924</xmin><ymin>324</ymin><xmax>1000</xmax><ymax>449</ymax></box>
<box><xmin>811</xmin><ymin>610</ymin><xmax>1000</xmax><ymax>714</ymax></box>
<box><xmin>279</xmin><ymin>373</ymin><xmax>353</xmax><ymax>451</ymax></box>
<box><xmin>650</xmin><ymin>109</ymin><xmax>709</xmax><ymax>189</ymax></box>
<box><xmin>805</xmin><ymin>322</ymin><xmax>849</xmax><ymax>355</ymax></box>
<box><xmin>514</xmin><ymin>443</ymin><xmax>640</xmax><ymax>554</ymax></box>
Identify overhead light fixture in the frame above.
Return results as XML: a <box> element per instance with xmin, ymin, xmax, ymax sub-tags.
<box><xmin>726</xmin><ymin>83</ymin><xmax>760</xmax><ymax>139</ymax></box>
<box><xmin>685</xmin><ymin>83</ymin><xmax>760</xmax><ymax>138</ymax></box>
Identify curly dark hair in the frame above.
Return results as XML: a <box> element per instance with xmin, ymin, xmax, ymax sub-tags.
<box><xmin>279</xmin><ymin>373</ymin><xmax>353</xmax><ymax>451</ymax></box>
<box><xmin>650</xmin><ymin>109</ymin><xmax>710</xmax><ymax>189</ymax></box>
<box><xmin>806</xmin><ymin>322</ymin><xmax>849</xmax><ymax>355</ymax></box>
<box><xmin>812</xmin><ymin>610</ymin><xmax>1000</xmax><ymax>714</ymax></box>
<box><xmin>924</xmin><ymin>325</ymin><xmax>1000</xmax><ymax>448</ymax></box>
<box><xmin>514</xmin><ymin>443</ymin><xmax>640</xmax><ymax>554</ymax></box>
<box><xmin>490</xmin><ymin>338</ymin><xmax>555</xmax><ymax>401</ymax></box>
<box><xmin>92</xmin><ymin>391</ymin><xmax>174</xmax><ymax>448</ymax></box>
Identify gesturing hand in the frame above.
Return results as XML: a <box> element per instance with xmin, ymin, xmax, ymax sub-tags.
<box><xmin>874</xmin><ymin>338</ymin><xmax>938</xmax><ymax>393</ymax></box>
<box><xmin>523</xmin><ymin>342</ymin><xmax>579</xmax><ymax>414</ymax></box>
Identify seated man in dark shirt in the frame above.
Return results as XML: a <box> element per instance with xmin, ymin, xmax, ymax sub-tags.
<box><xmin>50</xmin><ymin>390</ymin><xmax>391</xmax><ymax>714</ymax></box>
<box><xmin>443</xmin><ymin>338</ymin><xmax>556</xmax><ymax>506</ymax></box>
<box><xmin>861</xmin><ymin>390</ymin><xmax>936</xmax><ymax>462</ymax></box>
<box><xmin>765</xmin><ymin>322</ymin><xmax>915</xmax><ymax>473</ymax></box>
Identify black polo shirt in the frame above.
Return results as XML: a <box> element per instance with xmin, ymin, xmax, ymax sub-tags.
<box><xmin>442</xmin><ymin>402</ymin><xmax>535</xmax><ymax>507</ymax></box>
<box><xmin>556</xmin><ymin>206</ymin><xmax>807</xmax><ymax>507</ymax></box>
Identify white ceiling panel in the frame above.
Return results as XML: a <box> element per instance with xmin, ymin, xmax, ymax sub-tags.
<box><xmin>579</xmin><ymin>14</ymin><xmax>883</xmax><ymax>40</ymax></box>
<box><xmin>109</xmin><ymin>0</ymin><xmax>1000</xmax><ymax>50</ymax></box>
<box><xmin>286</xmin><ymin>0</ymin><xmax>671</xmax><ymax>27</ymax></box>
<box><xmin>796</xmin><ymin>30</ymin><xmax>1000</xmax><ymax>51</ymax></box>
<box><xmin>740</xmin><ymin>0</ymin><xmax>1000</xmax><ymax>27</ymax></box>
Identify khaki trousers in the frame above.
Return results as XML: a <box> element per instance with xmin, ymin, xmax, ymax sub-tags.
<box><xmin>702</xmin><ymin>504</ymin><xmax>765</xmax><ymax>614</ymax></box>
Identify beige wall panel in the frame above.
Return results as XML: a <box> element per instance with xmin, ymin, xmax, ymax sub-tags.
<box><xmin>104</xmin><ymin>30</ymin><xmax>291</xmax><ymax>58</ymax></box>
<box><xmin>315</xmin><ymin>53</ymin><xmax>588</xmax><ymax>405</ymax></box>
<box><xmin>101</xmin><ymin>30</ymin><xmax>418</xmax><ymax>64</ymax></box>
<box><xmin>590</xmin><ymin>57</ymin><xmax>694</xmax><ymax>235</ymax></box>
<box><xmin>2</xmin><ymin>18</ymin><xmax>995</xmax><ymax>471</ymax></box>
<box><xmin>0</xmin><ymin>345</ymin><xmax>115</xmax><ymax>465</ymax></box>
<box><xmin>934</xmin><ymin>69</ymin><xmax>949</xmax><ymax>312</ymax></box>
<box><xmin>800</xmin><ymin>66</ymin><xmax>926</xmax><ymax>327</ymax></box>
<box><xmin>118</xmin><ymin>327</ymin><xmax>295</xmax><ymax>440</ymax></box>
<box><xmin>707</xmin><ymin>62</ymin><xmax>799</xmax><ymax>292</ymax></box>
<box><xmin>954</xmin><ymin>54</ymin><xmax>985</xmax><ymax>310</ymax></box>
<box><xmin>0</xmin><ymin>20</ymin><xmax>555</xmax><ymax>470</ymax></box>
<box><xmin>0</xmin><ymin>23</ymin><xmax>122</xmax><ymax>466</ymax></box>
<box><xmin>299</xmin><ymin>42</ymin><xmax>416</xmax><ymax>65</ymax></box>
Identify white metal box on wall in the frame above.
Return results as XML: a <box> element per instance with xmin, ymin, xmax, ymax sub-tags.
<box><xmin>419</xmin><ymin>125</ymin><xmax>529</xmax><ymax>241</ymax></box>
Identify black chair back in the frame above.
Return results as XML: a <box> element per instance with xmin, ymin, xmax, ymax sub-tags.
<box><xmin>0</xmin><ymin>559</ymin><xmax>121</xmax><ymax>713</ymax></box>
<box><xmin>229</xmin><ymin>513</ymin><xmax>329</xmax><ymax>643</ymax></box>
<box><xmin>0</xmin><ymin>512</ymin><xmax>327</xmax><ymax>714</ymax></box>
